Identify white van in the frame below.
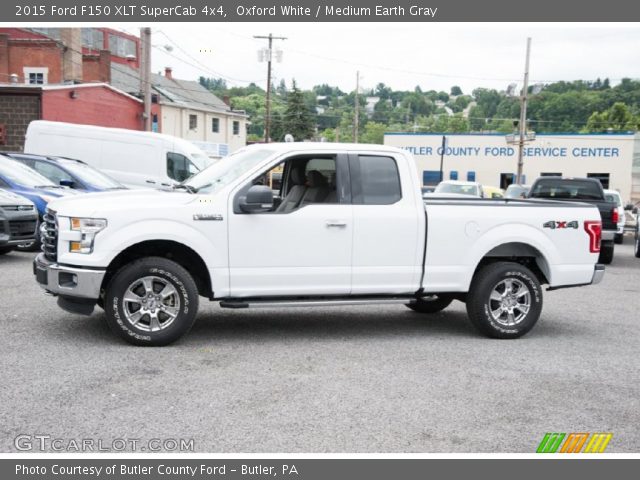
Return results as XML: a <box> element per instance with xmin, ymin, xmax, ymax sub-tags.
<box><xmin>24</xmin><ymin>121</ymin><xmax>212</xmax><ymax>189</ymax></box>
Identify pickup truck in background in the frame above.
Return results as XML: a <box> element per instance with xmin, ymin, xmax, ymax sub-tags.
<box><xmin>527</xmin><ymin>176</ymin><xmax>618</xmax><ymax>264</ymax></box>
<box><xmin>34</xmin><ymin>143</ymin><xmax>605</xmax><ymax>346</ymax></box>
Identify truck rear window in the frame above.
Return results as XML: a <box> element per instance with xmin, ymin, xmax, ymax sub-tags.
<box><xmin>530</xmin><ymin>179</ymin><xmax>603</xmax><ymax>200</ymax></box>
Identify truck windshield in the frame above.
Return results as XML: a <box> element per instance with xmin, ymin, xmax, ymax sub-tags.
<box><xmin>184</xmin><ymin>148</ymin><xmax>274</xmax><ymax>194</ymax></box>
<box><xmin>530</xmin><ymin>179</ymin><xmax>604</xmax><ymax>200</ymax></box>
<box><xmin>0</xmin><ymin>157</ymin><xmax>56</xmax><ymax>188</ymax></box>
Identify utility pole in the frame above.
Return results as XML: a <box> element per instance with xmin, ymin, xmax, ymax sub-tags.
<box><xmin>354</xmin><ymin>71</ymin><xmax>360</xmax><ymax>142</ymax></box>
<box><xmin>140</xmin><ymin>27</ymin><xmax>152</xmax><ymax>131</ymax></box>
<box><xmin>254</xmin><ymin>33</ymin><xmax>287</xmax><ymax>143</ymax></box>
<box><xmin>516</xmin><ymin>37</ymin><xmax>531</xmax><ymax>184</ymax></box>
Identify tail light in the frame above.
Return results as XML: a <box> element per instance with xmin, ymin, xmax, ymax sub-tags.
<box><xmin>584</xmin><ymin>220</ymin><xmax>602</xmax><ymax>253</ymax></box>
<box><xmin>612</xmin><ymin>208</ymin><xmax>619</xmax><ymax>224</ymax></box>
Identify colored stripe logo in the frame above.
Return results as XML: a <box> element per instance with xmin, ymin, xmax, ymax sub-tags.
<box><xmin>537</xmin><ymin>433</ymin><xmax>612</xmax><ymax>453</ymax></box>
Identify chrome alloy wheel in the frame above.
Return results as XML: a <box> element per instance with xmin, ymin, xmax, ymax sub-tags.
<box><xmin>488</xmin><ymin>278</ymin><xmax>531</xmax><ymax>327</ymax></box>
<box><xmin>122</xmin><ymin>276</ymin><xmax>180</xmax><ymax>332</ymax></box>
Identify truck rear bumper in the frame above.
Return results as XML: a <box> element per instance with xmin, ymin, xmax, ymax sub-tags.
<box><xmin>601</xmin><ymin>230</ymin><xmax>615</xmax><ymax>241</ymax></box>
<box><xmin>33</xmin><ymin>253</ymin><xmax>105</xmax><ymax>300</ymax></box>
<box><xmin>591</xmin><ymin>264</ymin><xmax>605</xmax><ymax>285</ymax></box>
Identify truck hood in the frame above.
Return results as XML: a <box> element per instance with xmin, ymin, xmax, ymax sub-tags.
<box><xmin>46</xmin><ymin>188</ymin><xmax>198</xmax><ymax>217</ymax></box>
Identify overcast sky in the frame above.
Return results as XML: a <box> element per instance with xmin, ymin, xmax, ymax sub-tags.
<box><xmin>136</xmin><ymin>23</ymin><xmax>640</xmax><ymax>94</ymax></box>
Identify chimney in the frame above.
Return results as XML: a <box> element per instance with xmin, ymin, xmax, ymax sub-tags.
<box><xmin>164</xmin><ymin>67</ymin><xmax>172</xmax><ymax>80</ymax></box>
<box><xmin>60</xmin><ymin>28</ymin><xmax>83</xmax><ymax>83</ymax></box>
<box><xmin>98</xmin><ymin>50</ymin><xmax>111</xmax><ymax>83</ymax></box>
<box><xmin>223</xmin><ymin>95</ymin><xmax>230</xmax><ymax>106</ymax></box>
<box><xmin>0</xmin><ymin>34</ymin><xmax>9</xmax><ymax>82</ymax></box>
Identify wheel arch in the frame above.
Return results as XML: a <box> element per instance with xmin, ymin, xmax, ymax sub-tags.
<box><xmin>101</xmin><ymin>240</ymin><xmax>213</xmax><ymax>300</ymax></box>
<box><xmin>471</xmin><ymin>242</ymin><xmax>551</xmax><ymax>287</ymax></box>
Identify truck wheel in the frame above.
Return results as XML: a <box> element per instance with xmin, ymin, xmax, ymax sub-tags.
<box><xmin>598</xmin><ymin>241</ymin><xmax>614</xmax><ymax>264</ymax></box>
<box><xmin>614</xmin><ymin>233</ymin><xmax>623</xmax><ymax>245</ymax></box>
<box><xmin>407</xmin><ymin>294</ymin><xmax>453</xmax><ymax>314</ymax></box>
<box><xmin>466</xmin><ymin>262</ymin><xmax>542</xmax><ymax>339</ymax></box>
<box><xmin>0</xmin><ymin>247</ymin><xmax>13</xmax><ymax>255</ymax></box>
<box><xmin>104</xmin><ymin>257</ymin><xmax>199</xmax><ymax>346</ymax></box>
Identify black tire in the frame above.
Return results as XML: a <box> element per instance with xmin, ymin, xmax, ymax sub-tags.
<box><xmin>0</xmin><ymin>246</ymin><xmax>13</xmax><ymax>255</ymax></box>
<box><xmin>407</xmin><ymin>294</ymin><xmax>454</xmax><ymax>314</ymax></box>
<box><xmin>598</xmin><ymin>241</ymin><xmax>614</xmax><ymax>265</ymax></box>
<box><xmin>104</xmin><ymin>257</ymin><xmax>199</xmax><ymax>346</ymax></box>
<box><xmin>614</xmin><ymin>233</ymin><xmax>623</xmax><ymax>245</ymax></box>
<box><xmin>635</xmin><ymin>231</ymin><xmax>640</xmax><ymax>258</ymax></box>
<box><xmin>466</xmin><ymin>262</ymin><xmax>543</xmax><ymax>339</ymax></box>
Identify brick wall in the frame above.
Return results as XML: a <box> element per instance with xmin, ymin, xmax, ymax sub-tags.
<box><xmin>0</xmin><ymin>93</ymin><xmax>40</xmax><ymax>152</ymax></box>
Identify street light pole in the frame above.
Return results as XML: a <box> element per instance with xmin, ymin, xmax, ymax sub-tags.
<box><xmin>516</xmin><ymin>37</ymin><xmax>532</xmax><ymax>184</ymax></box>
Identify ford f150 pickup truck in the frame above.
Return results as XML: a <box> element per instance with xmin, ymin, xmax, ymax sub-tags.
<box><xmin>34</xmin><ymin>143</ymin><xmax>605</xmax><ymax>346</ymax></box>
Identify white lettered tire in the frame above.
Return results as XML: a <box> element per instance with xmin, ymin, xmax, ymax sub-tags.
<box><xmin>466</xmin><ymin>262</ymin><xmax>543</xmax><ymax>339</ymax></box>
<box><xmin>104</xmin><ymin>257</ymin><xmax>199</xmax><ymax>346</ymax></box>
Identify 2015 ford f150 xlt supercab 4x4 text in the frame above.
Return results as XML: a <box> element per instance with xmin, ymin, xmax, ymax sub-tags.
<box><xmin>33</xmin><ymin>143</ymin><xmax>605</xmax><ymax>346</ymax></box>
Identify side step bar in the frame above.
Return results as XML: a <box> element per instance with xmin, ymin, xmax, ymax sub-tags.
<box><xmin>220</xmin><ymin>296</ymin><xmax>416</xmax><ymax>309</ymax></box>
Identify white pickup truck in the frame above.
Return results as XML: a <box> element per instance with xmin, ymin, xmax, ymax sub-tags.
<box><xmin>34</xmin><ymin>143</ymin><xmax>605</xmax><ymax>346</ymax></box>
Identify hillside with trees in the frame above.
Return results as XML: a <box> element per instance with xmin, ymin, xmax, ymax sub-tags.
<box><xmin>199</xmin><ymin>77</ymin><xmax>640</xmax><ymax>144</ymax></box>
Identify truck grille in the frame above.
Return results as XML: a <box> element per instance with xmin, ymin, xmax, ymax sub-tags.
<box><xmin>1</xmin><ymin>205</ymin><xmax>35</xmax><ymax>212</ymax></box>
<box><xmin>41</xmin><ymin>210</ymin><xmax>58</xmax><ymax>262</ymax></box>
<box><xmin>9</xmin><ymin>220</ymin><xmax>37</xmax><ymax>239</ymax></box>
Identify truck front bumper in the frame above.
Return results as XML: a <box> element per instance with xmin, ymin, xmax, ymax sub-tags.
<box><xmin>33</xmin><ymin>253</ymin><xmax>105</xmax><ymax>300</ymax></box>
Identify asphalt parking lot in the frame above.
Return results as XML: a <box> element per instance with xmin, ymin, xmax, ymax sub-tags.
<box><xmin>1</xmin><ymin>242</ymin><xmax>639</xmax><ymax>453</ymax></box>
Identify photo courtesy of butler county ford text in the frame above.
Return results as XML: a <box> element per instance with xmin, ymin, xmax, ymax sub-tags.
<box><xmin>0</xmin><ymin>0</ymin><xmax>639</xmax><ymax>478</ymax></box>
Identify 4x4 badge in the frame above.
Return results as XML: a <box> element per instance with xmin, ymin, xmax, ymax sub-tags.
<box><xmin>543</xmin><ymin>220</ymin><xmax>579</xmax><ymax>229</ymax></box>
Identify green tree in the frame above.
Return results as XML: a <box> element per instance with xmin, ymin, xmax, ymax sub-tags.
<box><xmin>360</xmin><ymin>122</ymin><xmax>387</xmax><ymax>144</ymax></box>
<box><xmin>450</xmin><ymin>85</ymin><xmax>463</xmax><ymax>96</ymax></box>
<box><xmin>280</xmin><ymin>80</ymin><xmax>315</xmax><ymax>141</ymax></box>
<box><xmin>585</xmin><ymin>102</ymin><xmax>639</xmax><ymax>132</ymax></box>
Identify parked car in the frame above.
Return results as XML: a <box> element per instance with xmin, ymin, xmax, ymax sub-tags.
<box><xmin>527</xmin><ymin>176</ymin><xmax>618</xmax><ymax>264</ymax></box>
<box><xmin>482</xmin><ymin>186</ymin><xmax>505</xmax><ymax>199</ymax></box>
<box><xmin>603</xmin><ymin>189</ymin><xmax>626</xmax><ymax>244</ymax></box>
<box><xmin>505</xmin><ymin>184</ymin><xmax>531</xmax><ymax>199</ymax></box>
<box><xmin>430</xmin><ymin>180</ymin><xmax>483</xmax><ymax>198</ymax></box>
<box><xmin>421</xmin><ymin>185</ymin><xmax>436</xmax><ymax>198</ymax></box>
<box><xmin>0</xmin><ymin>155</ymin><xmax>77</xmax><ymax>251</ymax></box>
<box><xmin>6</xmin><ymin>153</ymin><xmax>126</xmax><ymax>193</ymax></box>
<box><xmin>35</xmin><ymin>143</ymin><xmax>603</xmax><ymax>346</ymax></box>
<box><xmin>0</xmin><ymin>189</ymin><xmax>39</xmax><ymax>255</ymax></box>
<box><xmin>25</xmin><ymin>120</ymin><xmax>211</xmax><ymax>189</ymax></box>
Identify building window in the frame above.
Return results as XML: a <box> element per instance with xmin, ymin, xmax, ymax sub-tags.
<box><xmin>189</xmin><ymin>115</ymin><xmax>198</xmax><ymax>130</ymax></box>
<box><xmin>467</xmin><ymin>171</ymin><xmax>476</xmax><ymax>182</ymax></box>
<box><xmin>82</xmin><ymin>28</ymin><xmax>104</xmax><ymax>50</ymax></box>
<box><xmin>24</xmin><ymin>67</ymin><xmax>48</xmax><ymax>85</ymax></box>
<box><xmin>449</xmin><ymin>170</ymin><xmax>458</xmax><ymax>181</ymax></box>
<box><xmin>109</xmin><ymin>33</ymin><xmax>136</xmax><ymax>58</ymax></box>
<box><xmin>424</xmin><ymin>170</ymin><xmax>442</xmax><ymax>185</ymax></box>
<box><xmin>233</xmin><ymin>121</ymin><xmax>240</xmax><ymax>135</ymax></box>
<box><xmin>587</xmin><ymin>173</ymin><xmax>610</xmax><ymax>189</ymax></box>
<box><xmin>211</xmin><ymin>118</ymin><xmax>220</xmax><ymax>133</ymax></box>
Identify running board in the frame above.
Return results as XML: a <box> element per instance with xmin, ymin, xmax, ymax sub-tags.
<box><xmin>219</xmin><ymin>296</ymin><xmax>416</xmax><ymax>309</ymax></box>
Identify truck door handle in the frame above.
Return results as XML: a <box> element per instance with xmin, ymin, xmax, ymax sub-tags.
<box><xmin>326</xmin><ymin>220</ymin><xmax>347</xmax><ymax>228</ymax></box>
<box><xmin>146</xmin><ymin>180</ymin><xmax>156</xmax><ymax>184</ymax></box>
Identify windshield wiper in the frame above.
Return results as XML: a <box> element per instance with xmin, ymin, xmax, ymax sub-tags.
<box><xmin>172</xmin><ymin>184</ymin><xmax>198</xmax><ymax>194</ymax></box>
<box><xmin>34</xmin><ymin>185</ymin><xmax>63</xmax><ymax>189</ymax></box>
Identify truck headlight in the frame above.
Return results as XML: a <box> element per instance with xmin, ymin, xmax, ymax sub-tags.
<box><xmin>69</xmin><ymin>217</ymin><xmax>107</xmax><ymax>254</ymax></box>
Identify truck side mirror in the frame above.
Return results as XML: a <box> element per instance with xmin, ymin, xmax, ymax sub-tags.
<box><xmin>239</xmin><ymin>185</ymin><xmax>274</xmax><ymax>213</ymax></box>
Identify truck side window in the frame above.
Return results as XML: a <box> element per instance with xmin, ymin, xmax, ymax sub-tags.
<box><xmin>167</xmin><ymin>152</ymin><xmax>193</xmax><ymax>182</ymax></box>
<box><xmin>357</xmin><ymin>156</ymin><xmax>401</xmax><ymax>205</ymax></box>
